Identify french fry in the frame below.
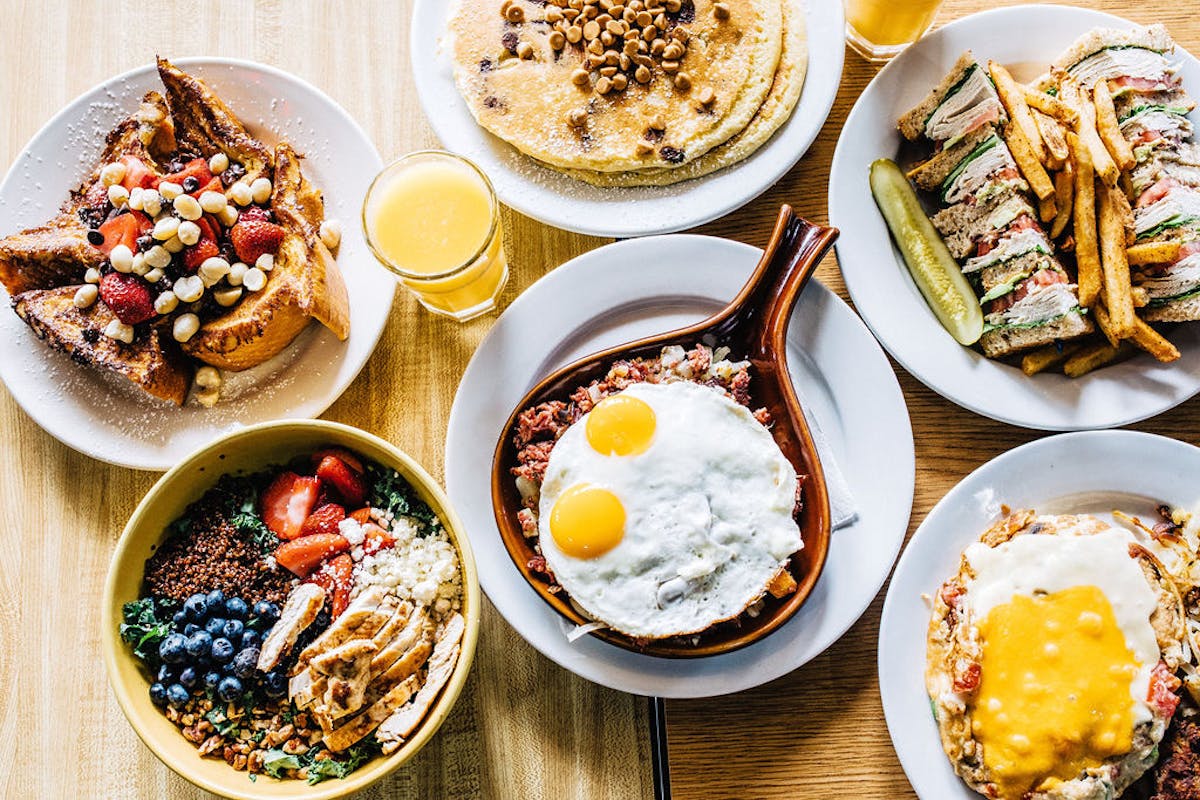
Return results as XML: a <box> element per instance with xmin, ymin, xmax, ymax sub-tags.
<box><xmin>990</xmin><ymin>62</ymin><xmax>1048</xmax><ymax>163</ymax></box>
<box><xmin>1022</xmin><ymin>343</ymin><xmax>1083</xmax><ymax>376</ymax></box>
<box><xmin>1022</xmin><ymin>86</ymin><xmax>1080</xmax><ymax>127</ymax></box>
<box><xmin>1091</xmin><ymin>302</ymin><xmax>1121</xmax><ymax>348</ymax></box>
<box><xmin>1050</xmin><ymin>162</ymin><xmax>1074</xmax><ymax>239</ymax></box>
<box><xmin>1035</xmin><ymin>111</ymin><xmax>1070</xmax><ymax>170</ymax></box>
<box><xmin>1064</xmin><ymin>341</ymin><xmax>1134</xmax><ymax>378</ymax></box>
<box><xmin>1099</xmin><ymin>184</ymin><xmax>1136</xmax><ymax>338</ymax></box>
<box><xmin>1070</xmin><ymin>131</ymin><xmax>1102</xmax><ymax>308</ymax></box>
<box><xmin>1130</xmin><ymin>316</ymin><xmax>1181</xmax><ymax>363</ymax></box>
<box><xmin>1005</xmin><ymin>121</ymin><xmax>1057</xmax><ymax>201</ymax></box>
<box><xmin>1039</xmin><ymin>193</ymin><xmax>1058</xmax><ymax>223</ymax></box>
<box><xmin>1093</xmin><ymin>81</ymin><xmax>1136</xmax><ymax>172</ymax></box>
<box><xmin>1127</xmin><ymin>241</ymin><xmax>1182</xmax><ymax>266</ymax></box>
<box><xmin>1059</xmin><ymin>75</ymin><xmax>1120</xmax><ymax>187</ymax></box>
<box><xmin>1132</xmin><ymin>286</ymin><xmax>1150</xmax><ymax>308</ymax></box>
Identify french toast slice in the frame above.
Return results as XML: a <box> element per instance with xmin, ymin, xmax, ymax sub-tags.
<box><xmin>182</xmin><ymin>143</ymin><xmax>350</xmax><ymax>370</ymax></box>
<box><xmin>13</xmin><ymin>285</ymin><xmax>192</xmax><ymax>405</ymax></box>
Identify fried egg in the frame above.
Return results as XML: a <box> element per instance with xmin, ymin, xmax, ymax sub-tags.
<box><xmin>537</xmin><ymin>380</ymin><xmax>802</xmax><ymax>640</ymax></box>
<box><xmin>926</xmin><ymin>512</ymin><xmax>1186</xmax><ymax>800</ymax></box>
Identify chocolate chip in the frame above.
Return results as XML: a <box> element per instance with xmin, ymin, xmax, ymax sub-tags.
<box><xmin>81</xmin><ymin>329</ymin><xmax>100</xmax><ymax>344</ymax></box>
<box><xmin>502</xmin><ymin>31</ymin><xmax>520</xmax><ymax>54</ymax></box>
<box><xmin>644</xmin><ymin>128</ymin><xmax>665</xmax><ymax>142</ymax></box>
<box><xmin>220</xmin><ymin>162</ymin><xmax>246</xmax><ymax>187</ymax></box>
<box><xmin>675</xmin><ymin>0</ymin><xmax>695</xmax><ymax>23</ymax></box>
<box><xmin>136</xmin><ymin>235</ymin><xmax>153</xmax><ymax>253</ymax></box>
<box><xmin>86</xmin><ymin>230</ymin><xmax>104</xmax><ymax>246</ymax></box>
<box><xmin>480</xmin><ymin>57</ymin><xmax>494</xmax><ymax>72</ymax></box>
<box><xmin>659</xmin><ymin>146</ymin><xmax>685</xmax><ymax>164</ymax></box>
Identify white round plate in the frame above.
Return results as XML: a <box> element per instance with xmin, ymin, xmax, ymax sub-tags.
<box><xmin>444</xmin><ymin>234</ymin><xmax>914</xmax><ymax>697</ymax></box>
<box><xmin>410</xmin><ymin>0</ymin><xmax>844</xmax><ymax>238</ymax></box>
<box><xmin>830</xmin><ymin>6</ymin><xmax>1200</xmax><ymax>431</ymax></box>
<box><xmin>879</xmin><ymin>429</ymin><xmax>1200</xmax><ymax>798</ymax></box>
<box><xmin>0</xmin><ymin>58</ymin><xmax>394</xmax><ymax>470</ymax></box>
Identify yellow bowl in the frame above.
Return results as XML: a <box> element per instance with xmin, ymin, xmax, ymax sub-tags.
<box><xmin>101</xmin><ymin>420</ymin><xmax>481</xmax><ymax>800</ymax></box>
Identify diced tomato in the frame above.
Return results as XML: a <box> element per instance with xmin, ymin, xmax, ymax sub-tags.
<box><xmin>275</xmin><ymin>533</ymin><xmax>350</xmax><ymax>578</ymax></box>
<box><xmin>119</xmin><ymin>156</ymin><xmax>157</xmax><ymax>191</ymax></box>
<box><xmin>965</xmin><ymin>105</ymin><xmax>1001</xmax><ymax>136</ymax></box>
<box><xmin>1008</xmin><ymin>214</ymin><xmax>1039</xmax><ymax>233</ymax></box>
<box><xmin>349</xmin><ymin>507</ymin><xmax>373</xmax><ymax>524</ymax></box>
<box><xmin>316</xmin><ymin>455</ymin><xmax>366</xmax><ymax>506</ymax></box>
<box><xmin>95</xmin><ymin>211</ymin><xmax>151</xmax><ymax>255</ymax></box>
<box><xmin>986</xmin><ymin>269</ymin><xmax>1065</xmax><ymax>315</ymax></box>
<box><xmin>939</xmin><ymin>581</ymin><xmax>965</xmax><ymax>610</ymax></box>
<box><xmin>157</xmin><ymin>157</ymin><xmax>212</xmax><ymax>189</ymax></box>
<box><xmin>1138</xmin><ymin>177</ymin><xmax>1181</xmax><ymax>209</ymax></box>
<box><xmin>362</xmin><ymin>523</ymin><xmax>396</xmax><ymax>555</ymax></box>
<box><xmin>1112</xmin><ymin>75</ymin><xmax>1173</xmax><ymax>93</ymax></box>
<box><xmin>261</xmin><ymin>472</ymin><xmax>321</xmax><ymax>540</ymax></box>
<box><xmin>975</xmin><ymin>240</ymin><xmax>995</xmax><ymax>258</ymax></box>
<box><xmin>993</xmin><ymin>167</ymin><xmax>1021</xmax><ymax>182</ymax></box>
<box><xmin>190</xmin><ymin>176</ymin><xmax>223</xmax><ymax>198</ymax></box>
<box><xmin>1148</xmin><ymin>661</ymin><xmax>1182</xmax><ymax>718</ymax></box>
<box><xmin>299</xmin><ymin>503</ymin><xmax>346</xmax><ymax>538</ymax></box>
<box><xmin>953</xmin><ymin>659</ymin><xmax>982</xmax><ymax>693</ymax></box>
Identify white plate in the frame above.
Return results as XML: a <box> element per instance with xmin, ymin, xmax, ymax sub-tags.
<box><xmin>0</xmin><ymin>58</ymin><xmax>395</xmax><ymax>470</ymax></box>
<box><xmin>410</xmin><ymin>0</ymin><xmax>844</xmax><ymax>238</ymax></box>
<box><xmin>444</xmin><ymin>234</ymin><xmax>914</xmax><ymax>697</ymax></box>
<box><xmin>879</xmin><ymin>429</ymin><xmax>1200</xmax><ymax>798</ymax></box>
<box><xmin>829</xmin><ymin>6</ymin><xmax>1200</xmax><ymax>431</ymax></box>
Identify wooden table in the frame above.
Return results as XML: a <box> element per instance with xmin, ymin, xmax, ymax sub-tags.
<box><xmin>2</xmin><ymin>1</ymin><xmax>1197</xmax><ymax>798</ymax></box>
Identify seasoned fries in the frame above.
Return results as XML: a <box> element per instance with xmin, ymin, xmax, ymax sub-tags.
<box><xmin>1091</xmin><ymin>302</ymin><xmax>1121</xmax><ymax>349</ymax></box>
<box><xmin>1022</xmin><ymin>86</ymin><xmax>1079</xmax><ymax>127</ymax></box>
<box><xmin>1130</xmin><ymin>316</ymin><xmax>1182</xmax><ymax>363</ymax></box>
<box><xmin>1093</xmin><ymin>81</ymin><xmax>1136</xmax><ymax>172</ymax></box>
<box><xmin>1038</xmin><ymin>194</ymin><xmax>1057</xmax><ymax>223</ymax></box>
<box><xmin>1050</xmin><ymin>162</ymin><xmax>1074</xmax><ymax>239</ymax></box>
<box><xmin>1005</xmin><ymin>121</ymin><xmax>1056</xmax><ymax>201</ymax></box>
<box><xmin>1099</xmin><ymin>185</ymin><xmax>1136</xmax><ymax>338</ymax></box>
<box><xmin>1070</xmin><ymin>131</ymin><xmax>1102</xmax><ymax>309</ymax></box>
<box><xmin>1035</xmin><ymin>111</ymin><xmax>1070</xmax><ymax>170</ymax></box>
<box><xmin>1064</xmin><ymin>341</ymin><xmax>1133</xmax><ymax>378</ymax></box>
<box><xmin>1021</xmin><ymin>343</ymin><xmax>1082</xmax><ymax>376</ymax></box>
<box><xmin>1060</xmin><ymin>74</ymin><xmax>1120</xmax><ymax>187</ymax></box>
<box><xmin>1127</xmin><ymin>241</ymin><xmax>1182</xmax><ymax>266</ymax></box>
<box><xmin>990</xmin><ymin>62</ymin><xmax>1048</xmax><ymax>163</ymax></box>
<box><xmin>1132</xmin><ymin>286</ymin><xmax>1150</xmax><ymax>308</ymax></box>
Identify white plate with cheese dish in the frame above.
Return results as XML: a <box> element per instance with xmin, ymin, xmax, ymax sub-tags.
<box><xmin>444</xmin><ymin>234</ymin><xmax>914</xmax><ymax>697</ymax></box>
<box><xmin>410</xmin><ymin>0</ymin><xmax>844</xmax><ymax>238</ymax></box>
<box><xmin>879</xmin><ymin>430</ymin><xmax>1200</xmax><ymax>799</ymax></box>
<box><xmin>830</xmin><ymin>6</ymin><xmax>1200</xmax><ymax>430</ymax></box>
<box><xmin>0</xmin><ymin>58</ymin><xmax>394</xmax><ymax>470</ymax></box>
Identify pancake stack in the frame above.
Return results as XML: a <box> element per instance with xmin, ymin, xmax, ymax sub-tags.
<box><xmin>448</xmin><ymin>0</ymin><xmax>807</xmax><ymax>187</ymax></box>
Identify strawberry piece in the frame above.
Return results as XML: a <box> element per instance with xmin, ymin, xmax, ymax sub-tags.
<box><xmin>119</xmin><ymin>156</ymin><xmax>157</xmax><ymax>191</ymax></box>
<box><xmin>98</xmin><ymin>272</ymin><xmax>155</xmax><ymax>325</ymax></box>
<box><xmin>183</xmin><ymin>237</ymin><xmax>220</xmax><ymax>272</ymax></box>
<box><xmin>158</xmin><ymin>157</ymin><xmax>212</xmax><ymax>189</ymax></box>
<box><xmin>312</xmin><ymin>448</ymin><xmax>365</xmax><ymax>474</ymax></box>
<box><xmin>349</xmin><ymin>507</ymin><xmax>373</xmax><ymax>524</ymax></box>
<box><xmin>190</xmin><ymin>176</ymin><xmax>223</xmax><ymax>198</ymax></box>
<box><xmin>261</xmin><ymin>472</ymin><xmax>321</xmax><ymax>540</ymax></box>
<box><xmin>238</xmin><ymin>206</ymin><xmax>272</xmax><ymax>224</ymax></box>
<box><xmin>362</xmin><ymin>523</ymin><xmax>396</xmax><ymax>555</ymax></box>
<box><xmin>324</xmin><ymin>554</ymin><xmax>354</xmax><ymax>618</ymax></box>
<box><xmin>96</xmin><ymin>211</ymin><xmax>151</xmax><ymax>255</ymax></box>
<box><xmin>230</xmin><ymin>218</ymin><xmax>285</xmax><ymax>265</ymax></box>
<box><xmin>316</xmin><ymin>455</ymin><xmax>366</xmax><ymax>506</ymax></box>
<box><xmin>300</xmin><ymin>503</ymin><xmax>346</xmax><ymax>538</ymax></box>
<box><xmin>275</xmin><ymin>533</ymin><xmax>350</xmax><ymax>578</ymax></box>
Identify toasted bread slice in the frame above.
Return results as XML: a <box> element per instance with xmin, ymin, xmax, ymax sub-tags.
<box><xmin>1053</xmin><ymin>24</ymin><xmax>1174</xmax><ymax>75</ymax></box>
<box><xmin>907</xmin><ymin>123</ymin><xmax>1000</xmax><ymax>193</ymax></box>
<box><xmin>979</xmin><ymin>310</ymin><xmax>1093</xmax><ymax>358</ymax></box>
<box><xmin>1142</xmin><ymin>294</ymin><xmax>1200</xmax><ymax>322</ymax></box>
<box><xmin>898</xmin><ymin>52</ymin><xmax>982</xmax><ymax>142</ymax></box>
<box><xmin>181</xmin><ymin>144</ymin><xmax>350</xmax><ymax>370</ymax></box>
<box><xmin>13</xmin><ymin>286</ymin><xmax>192</xmax><ymax>405</ymax></box>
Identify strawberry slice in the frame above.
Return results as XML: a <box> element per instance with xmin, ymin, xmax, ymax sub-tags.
<box><xmin>261</xmin><ymin>472</ymin><xmax>321</xmax><ymax>540</ymax></box>
<box><xmin>324</xmin><ymin>554</ymin><xmax>354</xmax><ymax>618</ymax></box>
<box><xmin>230</xmin><ymin>218</ymin><xmax>285</xmax><ymax>265</ymax></box>
<box><xmin>159</xmin><ymin>157</ymin><xmax>212</xmax><ymax>189</ymax></box>
<box><xmin>349</xmin><ymin>507</ymin><xmax>373</xmax><ymax>524</ymax></box>
<box><xmin>312</xmin><ymin>447</ymin><xmax>365</xmax><ymax>474</ymax></box>
<box><xmin>275</xmin><ymin>533</ymin><xmax>350</xmax><ymax>578</ymax></box>
<box><xmin>119</xmin><ymin>156</ymin><xmax>157</xmax><ymax>191</ymax></box>
<box><xmin>238</xmin><ymin>206</ymin><xmax>272</xmax><ymax>225</ymax></box>
<box><xmin>363</xmin><ymin>523</ymin><xmax>396</xmax><ymax>555</ymax></box>
<box><xmin>96</xmin><ymin>211</ymin><xmax>151</xmax><ymax>255</ymax></box>
<box><xmin>99</xmin><ymin>272</ymin><xmax>156</xmax><ymax>325</ymax></box>
<box><xmin>316</xmin><ymin>455</ymin><xmax>366</xmax><ymax>506</ymax></box>
<box><xmin>300</xmin><ymin>503</ymin><xmax>346</xmax><ymax>538</ymax></box>
<box><xmin>183</xmin><ymin>237</ymin><xmax>220</xmax><ymax>272</ymax></box>
<box><xmin>190</xmin><ymin>176</ymin><xmax>223</xmax><ymax>198</ymax></box>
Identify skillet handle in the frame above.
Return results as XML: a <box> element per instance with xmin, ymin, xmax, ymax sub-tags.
<box><xmin>717</xmin><ymin>205</ymin><xmax>839</xmax><ymax>358</ymax></box>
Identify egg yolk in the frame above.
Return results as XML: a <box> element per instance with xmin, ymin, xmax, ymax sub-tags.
<box><xmin>549</xmin><ymin>484</ymin><xmax>625</xmax><ymax>559</ymax></box>
<box><xmin>971</xmin><ymin>585</ymin><xmax>1139</xmax><ymax>800</ymax></box>
<box><xmin>585</xmin><ymin>394</ymin><xmax>656</xmax><ymax>456</ymax></box>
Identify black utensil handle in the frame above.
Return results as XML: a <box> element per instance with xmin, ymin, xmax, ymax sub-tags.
<box><xmin>650</xmin><ymin>696</ymin><xmax>672</xmax><ymax>800</ymax></box>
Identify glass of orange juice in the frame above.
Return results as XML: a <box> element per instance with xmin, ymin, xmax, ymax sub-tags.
<box><xmin>362</xmin><ymin>151</ymin><xmax>509</xmax><ymax>322</ymax></box>
<box><xmin>845</xmin><ymin>0</ymin><xmax>944</xmax><ymax>62</ymax></box>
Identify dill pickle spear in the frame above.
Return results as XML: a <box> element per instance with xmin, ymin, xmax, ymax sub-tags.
<box><xmin>869</xmin><ymin>158</ymin><xmax>984</xmax><ymax>346</ymax></box>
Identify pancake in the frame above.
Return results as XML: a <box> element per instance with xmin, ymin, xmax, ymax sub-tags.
<box><xmin>448</xmin><ymin>0</ymin><xmax>783</xmax><ymax>173</ymax></box>
<box><xmin>559</xmin><ymin>0</ymin><xmax>806</xmax><ymax>187</ymax></box>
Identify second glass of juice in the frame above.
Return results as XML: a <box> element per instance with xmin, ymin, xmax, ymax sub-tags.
<box><xmin>845</xmin><ymin>0</ymin><xmax>944</xmax><ymax>62</ymax></box>
<box><xmin>362</xmin><ymin>151</ymin><xmax>508</xmax><ymax>322</ymax></box>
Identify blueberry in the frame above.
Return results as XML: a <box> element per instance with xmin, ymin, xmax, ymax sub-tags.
<box><xmin>221</xmin><ymin>619</ymin><xmax>244</xmax><ymax>641</ymax></box>
<box><xmin>203</xmin><ymin>670</ymin><xmax>222</xmax><ymax>690</ymax></box>
<box><xmin>205</xmin><ymin>589</ymin><xmax>226</xmax><ymax>610</ymax></box>
<box><xmin>204</xmin><ymin>617</ymin><xmax>227</xmax><ymax>636</ymax></box>
<box><xmin>182</xmin><ymin>176</ymin><xmax>200</xmax><ymax>193</ymax></box>
<box><xmin>86</xmin><ymin>229</ymin><xmax>105</xmax><ymax>246</ymax></box>
<box><xmin>240</xmin><ymin>629</ymin><xmax>261</xmax><ymax>649</ymax></box>
<box><xmin>156</xmin><ymin>663</ymin><xmax>176</xmax><ymax>684</ymax></box>
<box><xmin>211</xmin><ymin>637</ymin><xmax>235</xmax><ymax>664</ymax></box>
<box><xmin>252</xmin><ymin>601</ymin><xmax>280</xmax><ymax>625</ymax></box>
<box><xmin>159</xmin><ymin>633</ymin><xmax>187</xmax><ymax>665</ymax></box>
<box><xmin>166</xmin><ymin>683</ymin><xmax>190</xmax><ymax>708</ymax></box>
<box><xmin>183</xmin><ymin>623</ymin><xmax>200</xmax><ymax>637</ymax></box>
<box><xmin>224</xmin><ymin>597</ymin><xmax>249</xmax><ymax>620</ymax></box>
<box><xmin>184</xmin><ymin>631</ymin><xmax>213</xmax><ymax>660</ymax></box>
<box><xmin>263</xmin><ymin>670</ymin><xmax>287</xmax><ymax>698</ymax></box>
<box><xmin>216</xmin><ymin>676</ymin><xmax>243</xmax><ymax>703</ymax></box>
<box><xmin>179</xmin><ymin>666</ymin><xmax>199</xmax><ymax>689</ymax></box>
<box><xmin>172</xmin><ymin>610</ymin><xmax>187</xmax><ymax>627</ymax></box>
<box><xmin>149</xmin><ymin>682</ymin><xmax>168</xmax><ymax>707</ymax></box>
<box><xmin>183</xmin><ymin>594</ymin><xmax>208</xmax><ymax>622</ymax></box>
<box><xmin>231</xmin><ymin>647</ymin><xmax>260</xmax><ymax>679</ymax></box>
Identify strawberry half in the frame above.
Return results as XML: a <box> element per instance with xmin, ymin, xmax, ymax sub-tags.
<box><xmin>120</xmin><ymin>156</ymin><xmax>158</xmax><ymax>191</ymax></box>
<box><xmin>190</xmin><ymin>176</ymin><xmax>223</xmax><ymax>198</ymax></box>
<box><xmin>230</xmin><ymin>218</ymin><xmax>285</xmax><ymax>265</ymax></box>
<box><xmin>98</xmin><ymin>272</ymin><xmax>155</xmax><ymax>325</ymax></box>
<box><xmin>261</xmin><ymin>472</ymin><xmax>321</xmax><ymax>540</ymax></box>
<box><xmin>238</xmin><ymin>206</ymin><xmax>272</xmax><ymax>225</ymax></box>
<box><xmin>362</xmin><ymin>523</ymin><xmax>396</xmax><ymax>555</ymax></box>
<box><xmin>316</xmin><ymin>455</ymin><xmax>366</xmax><ymax>507</ymax></box>
<box><xmin>312</xmin><ymin>447</ymin><xmax>365</xmax><ymax>474</ymax></box>
<box><xmin>349</xmin><ymin>507</ymin><xmax>373</xmax><ymax>525</ymax></box>
<box><xmin>96</xmin><ymin>211</ymin><xmax>151</xmax><ymax>255</ymax></box>
<box><xmin>300</xmin><ymin>503</ymin><xmax>346</xmax><ymax>538</ymax></box>
<box><xmin>159</xmin><ymin>157</ymin><xmax>212</xmax><ymax>189</ymax></box>
<box><xmin>275</xmin><ymin>533</ymin><xmax>350</xmax><ymax>578</ymax></box>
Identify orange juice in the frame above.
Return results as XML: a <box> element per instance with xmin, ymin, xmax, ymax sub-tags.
<box><xmin>845</xmin><ymin>0</ymin><xmax>943</xmax><ymax>61</ymax></box>
<box><xmin>363</xmin><ymin>152</ymin><xmax>508</xmax><ymax>321</ymax></box>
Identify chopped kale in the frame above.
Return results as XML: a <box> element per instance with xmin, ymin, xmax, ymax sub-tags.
<box><xmin>366</xmin><ymin>462</ymin><xmax>441</xmax><ymax>537</ymax></box>
<box><xmin>261</xmin><ymin>749</ymin><xmax>302</xmax><ymax>779</ymax></box>
<box><xmin>120</xmin><ymin>597</ymin><xmax>178</xmax><ymax>666</ymax></box>
<box><xmin>260</xmin><ymin>738</ymin><xmax>380</xmax><ymax>784</ymax></box>
<box><xmin>213</xmin><ymin>473</ymin><xmax>279</xmax><ymax>555</ymax></box>
<box><xmin>205</xmin><ymin>708</ymin><xmax>241</xmax><ymax>738</ymax></box>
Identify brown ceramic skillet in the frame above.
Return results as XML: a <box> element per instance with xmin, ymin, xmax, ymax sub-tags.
<box><xmin>491</xmin><ymin>205</ymin><xmax>839</xmax><ymax>657</ymax></box>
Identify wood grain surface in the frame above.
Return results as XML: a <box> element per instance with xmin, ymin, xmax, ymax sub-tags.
<box><xmin>0</xmin><ymin>1</ymin><xmax>1196</xmax><ymax>799</ymax></box>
